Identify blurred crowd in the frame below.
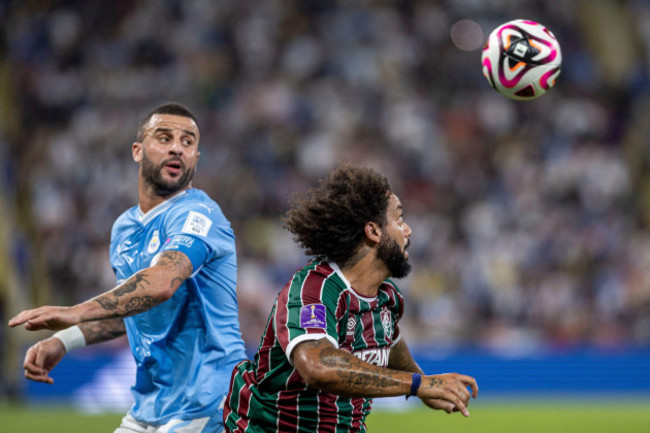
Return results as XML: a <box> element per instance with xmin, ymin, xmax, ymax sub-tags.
<box><xmin>2</xmin><ymin>0</ymin><xmax>650</xmax><ymax>365</ymax></box>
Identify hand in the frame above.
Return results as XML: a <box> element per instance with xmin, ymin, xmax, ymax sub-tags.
<box><xmin>8</xmin><ymin>306</ymin><xmax>81</xmax><ymax>331</ymax></box>
<box><xmin>418</xmin><ymin>373</ymin><xmax>479</xmax><ymax>417</ymax></box>
<box><xmin>22</xmin><ymin>337</ymin><xmax>67</xmax><ymax>384</ymax></box>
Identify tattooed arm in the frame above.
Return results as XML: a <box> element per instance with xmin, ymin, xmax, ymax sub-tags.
<box><xmin>387</xmin><ymin>338</ymin><xmax>481</xmax><ymax>413</ymax></box>
<box><xmin>387</xmin><ymin>339</ymin><xmax>423</xmax><ymax>374</ymax></box>
<box><xmin>78</xmin><ymin>318</ymin><xmax>126</xmax><ymax>344</ymax></box>
<box><xmin>17</xmin><ymin>318</ymin><xmax>127</xmax><ymax>385</ymax></box>
<box><xmin>291</xmin><ymin>338</ymin><xmax>479</xmax><ymax>417</ymax></box>
<box><xmin>8</xmin><ymin>250</ymin><xmax>192</xmax><ymax>331</ymax></box>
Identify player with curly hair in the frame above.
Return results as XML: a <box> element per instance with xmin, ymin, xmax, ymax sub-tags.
<box><xmin>224</xmin><ymin>164</ymin><xmax>478</xmax><ymax>433</ymax></box>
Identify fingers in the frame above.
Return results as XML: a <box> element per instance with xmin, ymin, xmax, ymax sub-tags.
<box><xmin>8</xmin><ymin>309</ymin><xmax>32</xmax><ymax>327</ymax></box>
<box><xmin>421</xmin><ymin>373</ymin><xmax>478</xmax><ymax>417</ymax></box>
<box><xmin>24</xmin><ymin>369</ymin><xmax>54</xmax><ymax>384</ymax></box>
<box><xmin>450</xmin><ymin>393</ymin><xmax>470</xmax><ymax>417</ymax></box>
<box><xmin>422</xmin><ymin>398</ymin><xmax>455</xmax><ymax>414</ymax></box>
<box><xmin>9</xmin><ymin>308</ymin><xmax>46</xmax><ymax>329</ymax></box>
<box><xmin>458</xmin><ymin>374</ymin><xmax>480</xmax><ymax>398</ymax></box>
<box><xmin>23</xmin><ymin>344</ymin><xmax>54</xmax><ymax>384</ymax></box>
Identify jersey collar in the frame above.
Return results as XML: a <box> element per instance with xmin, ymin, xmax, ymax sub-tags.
<box><xmin>137</xmin><ymin>190</ymin><xmax>190</xmax><ymax>225</ymax></box>
<box><xmin>329</xmin><ymin>261</ymin><xmax>379</xmax><ymax>302</ymax></box>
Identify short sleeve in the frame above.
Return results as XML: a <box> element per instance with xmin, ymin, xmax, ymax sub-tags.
<box><xmin>162</xmin><ymin>197</ymin><xmax>235</xmax><ymax>272</ymax></box>
<box><xmin>275</xmin><ymin>266</ymin><xmax>341</xmax><ymax>363</ymax></box>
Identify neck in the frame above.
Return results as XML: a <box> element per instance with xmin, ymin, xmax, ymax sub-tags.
<box><xmin>337</xmin><ymin>248</ymin><xmax>390</xmax><ymax>297</ymax></box>
<box><xmin>138</xmin><ymin>178</ymin><xmax>190</xmax><ymax>214</ymax></box>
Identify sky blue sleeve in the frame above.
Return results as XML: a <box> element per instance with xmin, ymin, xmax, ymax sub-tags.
<box><xmin>161</xmin><ymin>234</ymin><xmax>210</xmax><ymax>273</ymax></box>
<box><xmin>161</xmin><ymin>198</ymin><xmax>236</xmax><ymax>272</ymax></box>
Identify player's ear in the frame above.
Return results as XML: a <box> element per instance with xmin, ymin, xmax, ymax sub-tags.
<box><xmin>132</xmin><ymin>141</ymin><xmax>142</xmax><ymax>163</ymax></box>
<box><xmin>364</xmin><ymin>221</ymin><xmax>382</xmax><ymax>244</ymax></box>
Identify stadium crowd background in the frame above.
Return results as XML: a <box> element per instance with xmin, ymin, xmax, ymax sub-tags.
<box><xmin>1</xmin><ymin>0</ymin><xmax>650</xmax><ymax>399</ymax></box>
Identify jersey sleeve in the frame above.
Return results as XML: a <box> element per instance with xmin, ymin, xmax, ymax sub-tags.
<box><xmin>275</xmin><ymin>266</ymin><xmax>341</xmax><ymax>363</ymax></box>
<box><xmin>161</xmin><ymin>199</ymin><xmax>235</xmax><ymax>273</ymax></box>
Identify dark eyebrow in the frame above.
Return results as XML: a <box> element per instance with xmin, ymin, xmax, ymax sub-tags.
<box><xmin>154</xmin><ymin>127</ymin><xmax>197</xmax><ymax>139</ymax></box>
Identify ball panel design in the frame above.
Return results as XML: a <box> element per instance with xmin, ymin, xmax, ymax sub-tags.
<box><xmin>481</xmin><ymin>19</ymin><xmax>562</xmax><ymax>100</ymax></box>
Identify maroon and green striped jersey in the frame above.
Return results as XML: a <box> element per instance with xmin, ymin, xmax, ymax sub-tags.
<box><xmin>224</xmin><ymin>260</ymin><xmax>405</xmax><ymax>433</ymax></box>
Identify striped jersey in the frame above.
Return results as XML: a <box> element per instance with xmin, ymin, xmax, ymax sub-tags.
<box><xmin>224</xmin><ymin>261</ymin><xmax>405</xmax><ymax>433</ymax></box>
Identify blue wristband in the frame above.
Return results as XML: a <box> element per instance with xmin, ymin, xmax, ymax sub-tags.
<box><xmin>406</xmin><ymin>373</ymin><xmax>422</xmax><ymax>400</ymax></box>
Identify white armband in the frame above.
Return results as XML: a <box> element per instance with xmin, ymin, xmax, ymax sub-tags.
<box><xmin>53</xmin><ymin>326</ymin><xmax>86</xmax><ymax>352</ymax></box>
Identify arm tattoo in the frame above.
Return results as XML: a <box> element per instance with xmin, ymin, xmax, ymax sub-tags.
<box><xmin>155</xmin><ymin>250</ymin><xmax>193</xmax><ymax>278</ymax></box>
<box><xmin>314</xmin><ymin>339</ymin><xmax>402</xmax><ymax>391</ymax></box>
<box><xmin>94</xmin><ymin>272</ymin><xmax>151</xmax><ymax>312</ymax></box>
<box><xmin>95</xmin><ymin>296</ymin><xmax>118</xmax><ymax>311</ymax></box>
<box><xmin>114</xmin><ymin>273</ymin><xmax>149</xmax><ymax>296</ymax></box>
<box><xmin>79</xmin><ymin>318</ymin><xmax>126</xmax><ymax>345</ymax></box>
<box><xmin>317</xmin><ymin>342</ymin><xmax>348</xmax><ymax>369</ymax></box>
<box><xmin>90</xmin><ymin>251</ymin><xmax>190</xmax><ymax>319</ymax></box>
<box><xmin>125</xmin><ymin>296</ymin><xmax>155</xmax><ymax>314</ymax></box>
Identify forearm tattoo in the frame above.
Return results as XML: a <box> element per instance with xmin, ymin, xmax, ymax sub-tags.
<box><xmin>313</xmin><ymin>340</ymin><xmax>402</xmax><ymax>392</ymax></box>
<box><xmin>92</xmin><ymin>251</ymin><xmax>190</xmax><ymax>318</ymax></box>
<box><xmin>94</xmin><ymin>273</ymin><xmax>151</xmax><ymax>312</ymax></box>
<box><xmin>125</xmin><ymin>296</ymin><xmax>155</xmax><ymax>314</ymax></box>
<box><xmin>79</xmin><ymin>318</ymin><xmax>126</xmax><ymax>345</ymax></box>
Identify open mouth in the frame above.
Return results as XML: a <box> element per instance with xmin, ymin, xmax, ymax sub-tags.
<box><xmin>164</xmin><ymin>160</ymin><xmax>183</xmax><ymax>176</ymax></box>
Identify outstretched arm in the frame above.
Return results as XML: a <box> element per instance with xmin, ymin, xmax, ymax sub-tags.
<box><xmin>388</xmin><ymin>338</ymin><xmax>479</xmax><ymax>414</ymax></box>
<box><xmin>22</xmin><ymin>318</ymin><xmax>126</xmax><ymax>384</ymax></box>
<box><xmin>8</xmin><ymin>250</ymin><xmax>192</xmax><ymax>331</ymax></box>
<box><xmin>291</xmin><ymin>339</ymin><xmax>478</xmax><ymax>417</ymax></box>
<box><xmin>78</xmin><ymin>317</ymin><xmax>127</xmax><ymax>344</ymax></box>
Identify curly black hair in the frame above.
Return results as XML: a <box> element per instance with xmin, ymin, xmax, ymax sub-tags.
<box><xmin>283</xmin><ymin>164</ymin><xmax>392</xmax><ymax>267</ymax></box>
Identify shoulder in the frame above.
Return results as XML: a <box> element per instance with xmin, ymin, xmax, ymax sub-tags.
<box><xmin>381</xmin><ymin>279</ymin><xmax>404</xmax><ymax>299</ymax></box>
<box><xmin>111</xmin><ymin>206</ymin><xmax>139</xmax><ymax>233</ymax></box>
<box><xmin>287</xmin><ymin>261</ymin><xmax>347</xmax><ymax>302</ymax></box>
<box><xmin>169</xmin><ymin>190</ymin><xmax>229</xmax><ymax>224</ymax></box>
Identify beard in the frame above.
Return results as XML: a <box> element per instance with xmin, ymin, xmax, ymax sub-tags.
<box><xmin>141</xmin><ymin>151</ymin><xmax>195</xmax><ymax>196</ymax></box>
<box><xmin>377</xmin><ymin>236</ymin><xmax>411</xmax><ymax>279</ymax></box>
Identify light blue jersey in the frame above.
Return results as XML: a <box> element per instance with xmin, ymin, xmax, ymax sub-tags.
<box><xmin>109</xmin><ymin>188</ymin><xmax>246</xmax><ymax>427</ymax></box>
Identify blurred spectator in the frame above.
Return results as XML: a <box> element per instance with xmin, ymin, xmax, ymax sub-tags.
<box><xmin>2</xmin><ymin>0</ymin><xmax>650</xmax><ymax>366</ymax></box>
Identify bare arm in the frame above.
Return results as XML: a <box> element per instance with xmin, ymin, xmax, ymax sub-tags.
<box><xmin>21</xmin><ymin>318</ymin><xmax>126</xmax><ymax>385</ymax></box>
<box><xmin>387</xmin><ymin>338</ymin><xmax>480</xmax><ymax>413</ymax></box>
<box><xmin>387</xmin><ymin>338</ymin><xmax>423</xmax><ymax>374</ymax></box>
<box><xmin>78</xmin><ymin>318</ymin><xmax>126</xmax><ymax>345</ymax></box>
<box><xmin>291</xmin><ymin>338</ymin><xmax>478</xmax><ymax>417</ymax></box>
<box><xmin>8</xmin><ymin>250</ymin><xmax>192</xmax><ymax>331</ymax></box>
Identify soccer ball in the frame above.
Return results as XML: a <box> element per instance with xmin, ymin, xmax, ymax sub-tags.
<box><xmin>481</xmin><ymin>19</ymin><xmax>562</xmax><ymax>100</ymax></box>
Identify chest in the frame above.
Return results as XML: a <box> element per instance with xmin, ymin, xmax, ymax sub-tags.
<box><xmin>336</xmin><ymin>297</ymin><xmax>398</xmax><ymax>366</ymax></box>
<box><xmin>111</xmin><ymin>223</ymin><xmax>166</xmax><ymax>277</ymax></box>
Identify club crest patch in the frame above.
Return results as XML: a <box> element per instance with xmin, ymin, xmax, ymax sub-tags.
<box><xmin>182</xmin><ymin>211</ymin><xmax>212</xmax><ymax>237</ymax></box>
<box><xmin>381</xmin><ymin>307</ymin><xmax>393</xmax><ymax>339</ymax></box>
<box><xmin>147</xmin><ymin>230</ymin><xmax>161</xmax><ymax>254</ymax></box>
<box><xmin>299</xmin><ymin>304</ymin><xmax>327</xmax><ymax>329</ymax></box>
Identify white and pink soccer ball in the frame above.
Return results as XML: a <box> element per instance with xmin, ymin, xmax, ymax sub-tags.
<box><xmin>481</xmin><ymin>19</ymin><xmax>562</xmax><ymax>100</ymax></box>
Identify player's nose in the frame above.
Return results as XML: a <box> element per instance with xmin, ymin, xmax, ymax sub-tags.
<box><xmin>168</xmin><ymin>136</ymin><xmax>184</xmax><ymax>154</ymax></box>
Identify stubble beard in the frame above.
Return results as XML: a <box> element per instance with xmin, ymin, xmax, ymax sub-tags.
<box><xmin>141</xmin><ymin>151</ymin><xmax>195</xmax><ymax>197</ymax></box>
